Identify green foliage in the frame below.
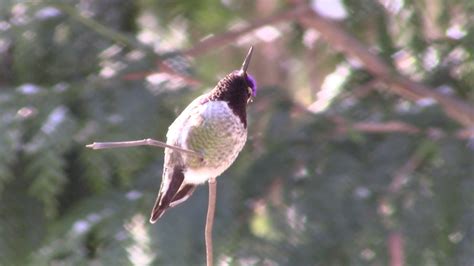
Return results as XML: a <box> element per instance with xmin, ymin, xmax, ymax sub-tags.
<box><xmin>1</xmin><ymin>0</ymin><xmax>473</xmax><ymax>265</ymax></box>
<box><xmin>143</xmin><ymin>0</ymin><xmax>236</xmax><ymax>34</ymax></box>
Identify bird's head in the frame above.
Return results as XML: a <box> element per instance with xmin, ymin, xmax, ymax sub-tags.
<box><xmin>239</xmin><ymin>46</ymin><xmax>257</xmax><ymax>103</ymax></box>
<box><xmin>209</xmin><ymin>46</ymin><xmax>257</xmax><ymax>105</ymax></box>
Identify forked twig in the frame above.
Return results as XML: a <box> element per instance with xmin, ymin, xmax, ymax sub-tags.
<box><xmin>86</xmin><ymin>138</ymin><xmax>202</xmax><ymax>157</ymax></box>
<box><xmin>205</xmin><ymin>177</ymin><xmax>217</xmax><ymax>266</ymax></box>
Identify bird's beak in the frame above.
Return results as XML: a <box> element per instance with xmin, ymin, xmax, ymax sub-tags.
<box><xmin>240</xmin><ymin>46</ymin><xmax>254</xmax><ymax>74</ymax></box>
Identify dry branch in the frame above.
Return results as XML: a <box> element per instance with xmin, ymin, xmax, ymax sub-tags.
<box><xmin>388</xmin><ymin>232</ymin><xmax>405</xmax><ymax>266</ymax></box>
<box><xmin>86</xmin><ymin>138</ymin><xmax>202</xmax><ymax>157</ymax></box>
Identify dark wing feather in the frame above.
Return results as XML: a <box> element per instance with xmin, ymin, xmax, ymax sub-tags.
<box><xmin>149</xmin><ymin>165</ymin><xmax>184</xmax><ymax>223</ymax></box>
<box><xmin>170</xmin><ymin>184</ymin><xmax>196</xmax><ymax>207</ymax></box>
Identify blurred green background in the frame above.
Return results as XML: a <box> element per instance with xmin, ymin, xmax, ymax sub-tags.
<box><xmin>0</xmin><ymin>0</ymin><xmax>473</xmax><ymax>265</ymax></box>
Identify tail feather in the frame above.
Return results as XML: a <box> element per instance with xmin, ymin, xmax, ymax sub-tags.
<box><xmin>149</xmin><ymin>166</ymin><xmax>184</xmax><ymax>223</ymax></box>
<box><xmin>169</xmin><ymin>184</ymin><xmax>196</xmax><ymax>208</ymax></box>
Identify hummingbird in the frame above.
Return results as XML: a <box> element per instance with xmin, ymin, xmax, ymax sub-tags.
<box><xmin>150</xmin><ymin>47</ymin><xmax>257</xmax><ymax>223</ymax></box>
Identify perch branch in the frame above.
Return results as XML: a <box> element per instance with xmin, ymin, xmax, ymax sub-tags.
<box><xmin>205</xmin><ymin>177</ymin><xmax>217</xmax><ymax>266</ymax></box>
<box><xmin>388</xmin><ymin>232</ymin><xmax>405</xmax><ymax>266</ymax></box>
<box><xmin>86</xmin><ymin>138</ymin><xmax>201</xmax><ymax>157</ymax></box>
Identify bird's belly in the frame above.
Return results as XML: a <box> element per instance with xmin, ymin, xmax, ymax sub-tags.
<box><xmin>183</xmin><ymin>104</ymin><xmax>247</xmax><ymax>184</ymax></box>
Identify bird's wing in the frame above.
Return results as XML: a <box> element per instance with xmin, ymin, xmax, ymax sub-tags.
<box><xmin>149</xmin><ymin>94</ymin><xmax>208</xmax><ymax>223</ymax></box>
<box><xmin>149</xmin><ymin>165</ymin><xmax>185</xmax><ymax>223</ymax></box>
<box><xmin>169</xmin><ymin>184</ymin><xmax>197</xmax><ymax>207</ymax></box>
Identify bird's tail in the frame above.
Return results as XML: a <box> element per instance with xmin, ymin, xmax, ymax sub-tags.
<box><xmin>149</xmin><ymin>166</ymin><xmax>196</xmax><ymax>223</ymax></box>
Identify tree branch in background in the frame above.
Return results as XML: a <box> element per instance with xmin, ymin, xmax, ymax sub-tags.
<box><xmin>330</xmin><ymin>117</ymin><xmax>474</xmax><ymax>140</ymax></box>
<box><xmin>112</xmin><ymin>2</ymin><xmax>473</xmax><ymax>130</ymax></box>
<box><xmin>298</xmin><ymin>11</ymin><xmax>474</xmax><ymax>128</ymax></box>
<box><xmin>387</xmin><ymin>150</ymin><xmax>426</xmax><ymax>195</ymax></box>
<box><xmin>56</xmin><ymin>0</ymin><xmax>474</xmax><ymax>128</ymax></box>
<box><xmin>181</xmin><ymin>4</ymin><xmax>474</xmax><ymax>128</ymax></box>
<box><xmin>129</xmin><ymin>6</ymin><xmax>310</xmax><ymax>81</ymax></box>
<box><xmin>377</xmin><ymin>142</ymin><xmax>432</xmax><ymax>266</ymax></box>
<box><xmin>182</xmin><ymin>5</ymin><xmax>310</xmax><ymax>57</ymax></box>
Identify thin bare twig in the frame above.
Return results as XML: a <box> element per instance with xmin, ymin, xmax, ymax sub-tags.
<box><xmin>85</xmin><ymin>138</ymin><xmax>201</xmax><ymax>157</ymax></box>
<box><xmin>389</xmin><ymin>153</ymin><xmax>425</xmax><ymax>194</ymax></box>
<box><xmin>205</xmin><ymin>178</ymin><xmax>217</xmax><ymax>266</ymax></box>
<box><xmin>352</xmin><ymin>121</ymin><xmax>421</xmax><ymax>135</ymax></box>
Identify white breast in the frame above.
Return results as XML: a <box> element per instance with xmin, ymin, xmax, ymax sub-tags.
<box><xmin>181</xmin><ymin>100</ymin><xmax>247</xmax><ymax>184</ymax></box>
<box><xmin>184</xmin><ymin>166</ymin><xmax>226</xmax><ymax>184</ymax></box>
